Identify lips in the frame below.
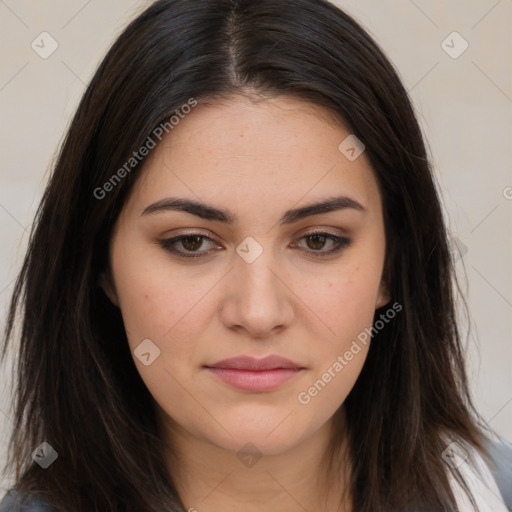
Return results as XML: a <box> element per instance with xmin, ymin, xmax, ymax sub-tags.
<box><xmin>204</xmin><ymin>355</ymin><xmax>305</xmax><ymax>392</ymax></box>
<box><xmin>205</xmin><ymin>355</ymin><xmax>303</xmax><ymax>371</ymax></box>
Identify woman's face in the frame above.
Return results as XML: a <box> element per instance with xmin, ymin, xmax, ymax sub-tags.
<box><xmin>103</xmin><ymin>94</ymin><xmax>389</xmax><ymax>456</ymax></box>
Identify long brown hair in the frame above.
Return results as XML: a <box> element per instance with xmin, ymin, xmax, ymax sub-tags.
<box><xmin>1</xmin><ymin>0</ymin><xmax>492</xmax><ymax>510</ymax></box>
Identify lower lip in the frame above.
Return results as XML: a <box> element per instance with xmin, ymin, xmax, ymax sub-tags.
<box><xmin>205</xmin><ymin>367</ymin><xmax>303</xmax><ymax>392</ymax></box>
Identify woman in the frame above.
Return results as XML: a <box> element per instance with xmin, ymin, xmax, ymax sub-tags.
<box><xmin>0</xmin><ymin>0</ymin><xmax>510</xmax><ymax>510</ymax></box>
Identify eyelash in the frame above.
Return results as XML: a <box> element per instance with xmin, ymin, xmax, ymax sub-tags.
<box><xmin>159</xmin><ymin>231</ymin><xmax>352</xmax><ymax>259</ymax></box>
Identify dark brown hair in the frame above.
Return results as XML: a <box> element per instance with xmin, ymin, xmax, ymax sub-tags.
<box><xmin>1</xmin><ymin>0</ymin><xmax>493</xmax><ymax>510</ymax></box>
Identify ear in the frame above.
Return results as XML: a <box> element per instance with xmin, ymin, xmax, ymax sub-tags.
<box><xmin>99</xmin><ymin>270</ymin><xmax>120</xmax><ymax>307</ymax></box>
<box><xmin>375</xmin><ymin>277</ymin><xmax>391</xmax><ymax>310</ymax></box>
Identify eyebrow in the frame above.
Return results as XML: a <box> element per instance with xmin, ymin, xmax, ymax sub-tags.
<box><xmin>140</xmin><ymin>195</ymin><xmax>365</xmax><ymax>225</ymax></box>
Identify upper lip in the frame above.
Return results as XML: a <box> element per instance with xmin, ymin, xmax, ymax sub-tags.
<box><xmin>205</xmin><ymin>355</ymin><xmax>303</xmax><ymax>371</ymax></box>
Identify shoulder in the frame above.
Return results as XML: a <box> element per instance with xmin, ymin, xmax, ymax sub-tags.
<box><xmin>0</xmin><ymin>489</ymin><xmax>56</xmax><ymax>512</ymax></box>
<box><xmin>447</xmin><ymin>434</ymin><xmax>512</xmax><ymax>512</ymax></box>
<box><xmin>482</xmin><ymin>434</ymin><xmax>512</xmax><ymax>507</ymax></box>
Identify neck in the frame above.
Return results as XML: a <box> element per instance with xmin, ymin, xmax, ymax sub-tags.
<box><xmin>158</xmin><ymin>408</ymin><xmax>353</xmax><ymax>512</ymax></box>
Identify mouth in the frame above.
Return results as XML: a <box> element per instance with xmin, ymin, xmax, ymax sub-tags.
<box><xmin>204</xmin><ymin>355</ymin><xmax>305</xmax><ymax>392</ymax></box>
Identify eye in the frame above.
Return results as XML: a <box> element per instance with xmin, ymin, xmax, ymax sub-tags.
<box><xmin>292</xmin><ymin>231</ymin><xmax>352</xmax><ymax>258</ymax></box>
<box><xmin>159</xmin><ymin>233</ymin><xmax>220</xmax><ymax>259</ymax></box>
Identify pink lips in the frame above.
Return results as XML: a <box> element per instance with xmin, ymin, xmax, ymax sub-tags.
<box><xmin>204</xmin><ymin>355</ymin><xmax>304</xmax><ymax>392</ymax></box>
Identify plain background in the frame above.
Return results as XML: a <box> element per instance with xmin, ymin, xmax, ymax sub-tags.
<box><xmin>0</xmin><ymin>0</ymin><xmax>511</xmax><ymax>500</ymax></box>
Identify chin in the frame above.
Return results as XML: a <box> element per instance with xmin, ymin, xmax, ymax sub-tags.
<box><xmin>195</xmin><ymin>414</ymin><xmax>316</xmax><ymax>457</ymax></box>
<box><xmin>214</xmin><ymin>431</ymin><xmax>303</xmax><ymax>457</ymax></box>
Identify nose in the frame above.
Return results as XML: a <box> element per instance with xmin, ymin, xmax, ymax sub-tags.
<box><xmin>220</xmin><ymin>247</ymin><xmax>295</xmax><ymax>339</ymax></box>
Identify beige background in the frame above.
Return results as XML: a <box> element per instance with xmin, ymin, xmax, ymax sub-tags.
<box><xmin>1</xmin><ymin>0</ymin><xmax>511</xmax><ymax>499</ymax></box>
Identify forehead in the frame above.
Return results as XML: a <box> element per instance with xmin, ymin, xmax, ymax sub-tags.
<box><xmin>125</xmin><ymin>94</ymin><xmax>382</xmax><ymax>218</ymax></box>
<box><xmin>160</xmin><ymin>94</ymin><xmax>349</xmax><ymax>160</ymax></box>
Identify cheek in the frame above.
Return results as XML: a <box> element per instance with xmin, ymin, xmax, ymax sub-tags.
<box><xmin>115</xmin><ymin>275</ymin><xmax>210</xmax><ymax>379</ymax></box>
<box><xmin>293</xmin><ymin>263</ymin><xmax>382</xmax><ymax>410</ymax></box>
<box><xmin>110</xmin><ymin>231</ymin><xmax>208</xmax><ymax>341</ymax></box>
<box><xmin>291</xmin><ymin>227</ymin><xmax>385</xmax><ymax>338</ymax></box>
<box><xmin>297</xmin><ymin>342</ymin><xmax>370</xmax><ymax>415</ymax></box>
<box><xmin>298</xmin><ymin>263</ymin><xmax>382</xmax><ymax>343</ymax></box>
<box><xmin>111</xmin><ymin>265</ymin><xmax>208</xmax><ymax>409</ymax></box>
<box><xmin>294</xmin><ymin>270</ymin><xmax>378</xmax><ymax>414</ymax></box>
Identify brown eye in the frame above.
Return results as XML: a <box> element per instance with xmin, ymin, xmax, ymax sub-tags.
<box><xmin>180</xmin><ymin>235</ymin><xmax>204</xmax><ymax>252</ymax></box>
<box><xmin>294</xmin><ymin>231</ymin><xmax>352</xmax><ymax>257</ymax></box>
<box><xmin>160</xmin><ymin>234</ymin><xmax>220</xmax><ymax>259</ymax></box>
<box><xmin>305</xmin><ymin>233</ymin><xmax>329</xmax><ymax>250</ymax></box>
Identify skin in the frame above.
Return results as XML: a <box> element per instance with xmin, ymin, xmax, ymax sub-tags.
<box><xmin>102</xmin><ymin>93</ymin><xmax>390</xmax><ymax>512</ymax></box>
